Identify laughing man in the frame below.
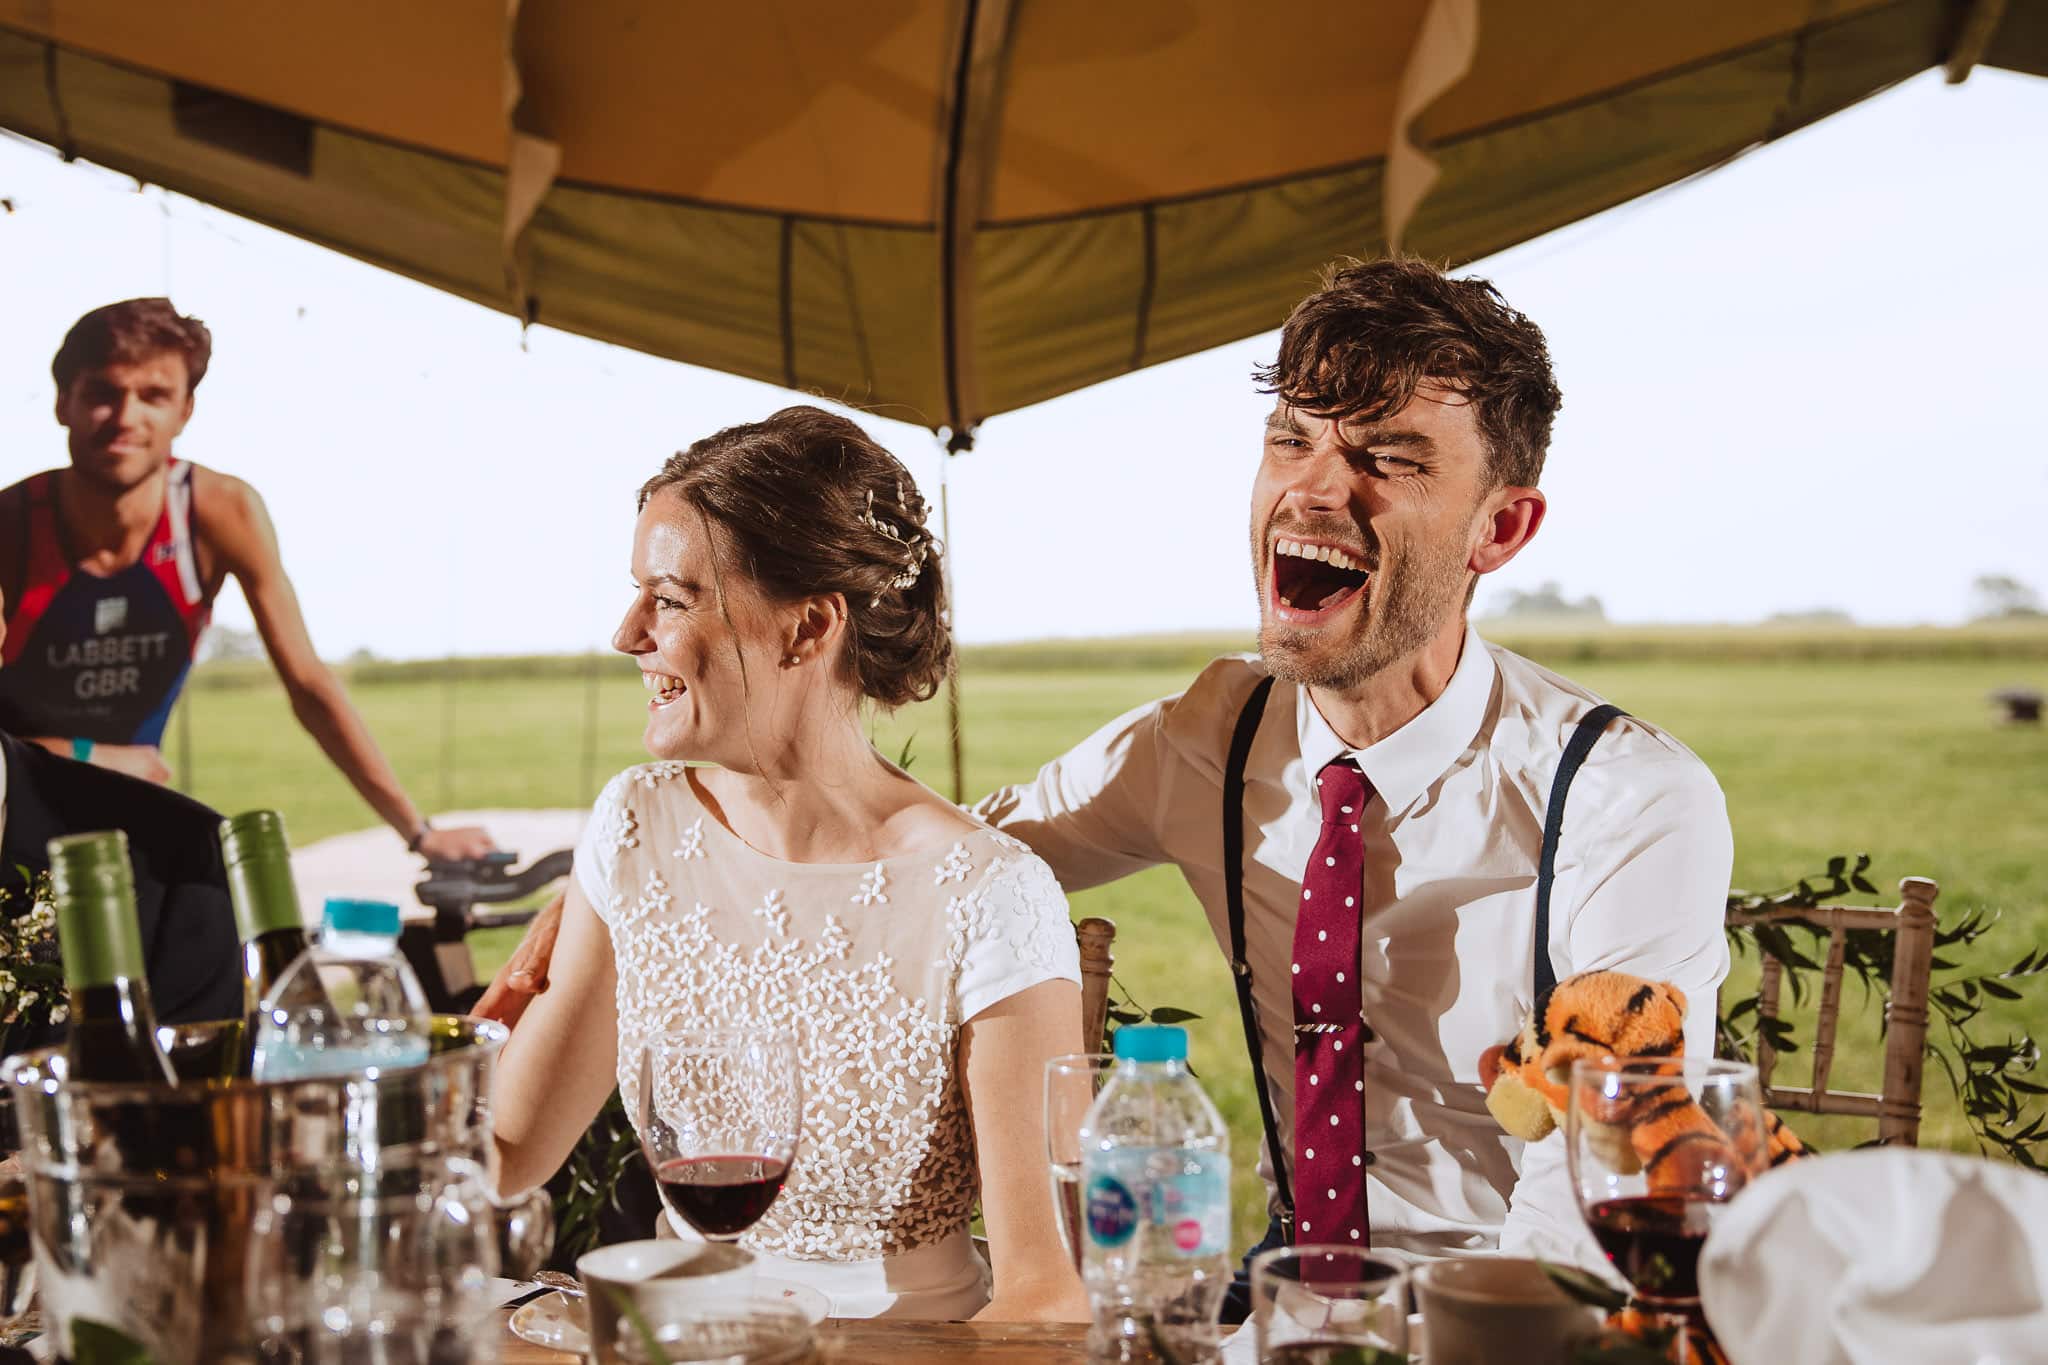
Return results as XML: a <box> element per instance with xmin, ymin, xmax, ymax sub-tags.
<box><xmin>976</xmin><ymin>257</ymin><xmax>1732</xmax><ymax>1312</ymax></box>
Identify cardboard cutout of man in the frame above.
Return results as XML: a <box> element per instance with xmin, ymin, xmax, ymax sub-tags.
<box><xmin>0</xmin><ymin>298</ymin><xmax>491</xmax><ymax>861</ymax></box>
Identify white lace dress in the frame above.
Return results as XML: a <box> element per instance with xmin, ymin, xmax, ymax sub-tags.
<box><xmin>573</xmin><ymin>762</ymin><xmax>1081</xmax><ymax>1319</ymax></box>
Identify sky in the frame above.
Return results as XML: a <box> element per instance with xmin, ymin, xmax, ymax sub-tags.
<box><xmin>2</xmin><ymin>67</ymin><xmax>2045</xmax><ymax>660</ymax></box>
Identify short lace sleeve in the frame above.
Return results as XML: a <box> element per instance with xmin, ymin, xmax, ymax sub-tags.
<box><xmin>951</xmin><ymin>846</ymin><xmax>1081</xmax><ymax>1022</ymax></box>
<box><xmin>573</xmin><ymin>771</ymin><xmax>636</xmax><ymax>925</ymax></box>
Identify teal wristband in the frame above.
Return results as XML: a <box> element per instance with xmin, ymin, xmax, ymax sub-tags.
<box><xmin>70</xmin><ymin>737</ymin><xmax>95</xmax><ymax>763</ymax></box>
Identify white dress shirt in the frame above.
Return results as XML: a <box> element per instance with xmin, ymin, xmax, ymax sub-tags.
<box><xmin>977</xmin><ymin>625</ymin><xmax>1733</xmax><ymax>1264</ymax></box>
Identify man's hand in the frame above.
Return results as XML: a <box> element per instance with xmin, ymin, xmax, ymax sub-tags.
<box><xmin>416</xmin><ymin>824</ymin><xmax>496</xmax><ymax>861</ymax></box>
<box><xmin>96</xmin><ymin>743</ymin><xmax>173</xmax><ymax>785</ymax></box>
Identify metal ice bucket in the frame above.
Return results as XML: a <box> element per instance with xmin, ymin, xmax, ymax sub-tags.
<box><xmin>2</xmin><ymin>1015</ymin><xmax>508</xmax><ymax>1364</ymax></box>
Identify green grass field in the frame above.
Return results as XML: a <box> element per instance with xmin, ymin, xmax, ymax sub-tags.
<box><xmin>174</xmin><ymin>627</ymin><xmax>2048</xmax><ymax>1237</ymax></box>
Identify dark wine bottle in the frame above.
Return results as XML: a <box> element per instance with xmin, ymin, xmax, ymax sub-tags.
<box><xmin>218</xmin><ymin>809</ymin><xmax>319</xmax><ymax>1077</ymax></box>
<box><xmin>48</xmin><ymin>830</ymin><xmax>176</xmax><ymax>1084</ymax></box>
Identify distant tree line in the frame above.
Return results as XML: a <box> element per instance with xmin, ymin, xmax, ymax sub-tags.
<box><xmin>1974</xmin><ymin>574</ymin><xmax>2044</xmax><ymax>621</ymax></box>
<box><xmin>1483</xmin><ymin>581</ymin><xmax>1606</xmax><ymax>622</ymax></box>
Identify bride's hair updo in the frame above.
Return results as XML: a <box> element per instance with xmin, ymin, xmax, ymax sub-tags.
<box><xmin>637</xmin><ymin>406</ymin><xmax>952</xmax><ymax>709</ymax></box>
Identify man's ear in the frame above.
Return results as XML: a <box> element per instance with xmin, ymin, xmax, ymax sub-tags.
<box><xmin>785</xmin><ymin>593</ymin><xmax>849</xmax><ymax>665</ymax></box>
<box><xmin>1469</xmin><ymin>485</ymin><xmax>1546</xmax><ymax>577</ymax></box>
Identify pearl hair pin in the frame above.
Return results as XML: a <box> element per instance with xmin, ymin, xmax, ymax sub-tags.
<box><xmin>861</xmin><ymin>487</ymin><xmax>929</xmax><ymax>603</ymax></box>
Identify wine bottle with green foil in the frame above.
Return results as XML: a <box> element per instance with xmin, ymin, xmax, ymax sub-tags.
<box><xmin>49</xmin><ymin>830</ymin><xmax>176</xmax><ymax>1085</ymax></box>
<box><xmin>219</xmin><ymin>809</ymin><xmax>321</xmax><ymax>1079</ymax></box>
<box><xmin>222</xmin><ymin>810</ymin><xmax>312</xmax><ymax>997</ymax></box>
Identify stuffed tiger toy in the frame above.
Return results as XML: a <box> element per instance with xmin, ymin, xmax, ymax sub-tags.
<box><xmin>1478</xmin><ymin>968</ymin><xmax>1807</xmax><ymax>1179</ymax></box>
<box><xmin>1479</xmin><ymin>969</ymin><xmax>1807</xmax><ymax>1365</ymax></box>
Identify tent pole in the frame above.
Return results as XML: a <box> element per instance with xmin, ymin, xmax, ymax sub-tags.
<box><xmin>439</xmin><ymin>657</ymin><xmax>456</xmax><ymax>814</ymax></box>
<box><xmin>1945</xmin><ymin>0</ymin><xmax>2008</xmax><ymax>83</ymax></box>
<box><xmin>938</xmin><ymin>436</ymin><xmax>964</xmax><ymax>805</ymax></box>
<box><xmin>580</xmin><ymin>646</ymin><xmax>600</xmax><ymax>803</ymax></box>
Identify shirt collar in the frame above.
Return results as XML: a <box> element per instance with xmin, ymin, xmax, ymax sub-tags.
<box><xmin>1295</xmin><ymin>623</ymin><xmax>1498</xmax><ymax>813</ymax></box>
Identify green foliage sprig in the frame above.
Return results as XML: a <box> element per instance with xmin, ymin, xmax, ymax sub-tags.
<box><xmin>554</xmin><ymin>1088</ymin><xmax>645</xmax><ymax>1263</ymax></box>
<box><xmin>0</xmin><ymin>864</ymin><xmax>66</xmax><ymax>1047</ymax></box>
<box><xmin>1718</xmin><ymin>855</ymin><xmax>2048</xmax><ymax>1169</ymax></box>
<box><xmin>1103</xmin><ymin>973</ymin><xmax>1201</xmax><ymax>1034</ymax></box>
<box><xmin>1541</xmin><ymin>1264</ymin><xmax>1707</xmax><ymax>1365</ymax></box>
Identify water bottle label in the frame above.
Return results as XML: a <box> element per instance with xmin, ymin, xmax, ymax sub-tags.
<box><xmin>1083</xmin><ymin>1149</ymin><xmax>1230</xmax><ymax>1258</ymax></box>
<box><xmin>1084</xmin><ymin>1173</ymin><xmax>1140</xmax><ymax>1248</ymax></box>
<box><xmin>1153</xmin><ymin>1166</ymin><xmax>1229</xmax><ymax>1257</ymax></box>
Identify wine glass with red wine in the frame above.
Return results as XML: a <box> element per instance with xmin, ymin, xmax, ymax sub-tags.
<box><xmin>638</xmin><ymin>1028</ymin><xmax>803</xmax><ymax>1242</ymax></box>
<box><xmin>1565</xmin><ymin>1057</ymin><xmax>1770</xmax><ymax>1361</ymax></box>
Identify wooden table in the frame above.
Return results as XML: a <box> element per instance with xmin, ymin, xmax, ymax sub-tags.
<box><xmin>501</xmin><ymin>1315</ymin><xmax>1089</xmax><ymax>1362</ymax></box>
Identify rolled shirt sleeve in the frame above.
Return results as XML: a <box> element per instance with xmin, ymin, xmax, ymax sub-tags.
<box><xmin>973</xmin><ymin>694</ymin><xmax>1178</xmax><ymax>890</ymax></box>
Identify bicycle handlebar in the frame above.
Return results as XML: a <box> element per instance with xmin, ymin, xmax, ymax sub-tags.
<box><xmin>413</xmin><ymin>848</ymin><xmax>575</xmax><ymax>941</ymax></box>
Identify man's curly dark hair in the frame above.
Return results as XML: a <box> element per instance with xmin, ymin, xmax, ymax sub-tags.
<box><xmin>1254</xmin><ymin>257</ymin><xmax>1562</xmax><ymax>489</ymax></box>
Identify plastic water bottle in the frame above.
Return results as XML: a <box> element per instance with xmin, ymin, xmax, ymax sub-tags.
<box><xmin>252</xmin><ymin>897</ymin><xmax>432</xmax><ymax>1081</ymax></box>
<box><xmin>1079</xmin><ymin>1024</ymin><xmax>1232</xmax><ymax>1364</ymax></box>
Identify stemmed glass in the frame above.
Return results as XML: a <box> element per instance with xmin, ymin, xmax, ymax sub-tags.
<box><xmin>638</xmin><ymin>1028</ymin><xmax>803</xmax><ymax>1242</ymax></box>
<box><xmin>1043</xmin><ymin>1053</ymin><xmax>1114</xmax><ymax>1273</ymax></box>
<box><xmin>1252</xmin><ymin>1246</ymin><xmax>1410</xmax><ymax>1363</ymax></box>
<box><xmin>1565</xmin><ymin>1057</ymin><xmax>1771</xmax><ymax>1363</ymax></box>
<box><xmin>243</xmin><ymin>1157</ymin><xmax>502</xmax><ymax>1363</ymax></box>
<box><xmin>0</xmin><ymin>1167</ymin><xmax>32</xmax><ymax>1348</ymax></box>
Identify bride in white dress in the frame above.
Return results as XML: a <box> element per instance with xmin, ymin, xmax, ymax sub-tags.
<box><xmin>491</xmin><ymin>407</ymin><xmax>1088</xmax><ymax>1322</ymax></box>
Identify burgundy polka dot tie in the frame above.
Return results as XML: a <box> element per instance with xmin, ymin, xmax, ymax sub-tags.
<box><xmin>1292</xmin><ymin>757</ymin><xmax>1370</xmax><ymax>1248</ymax></box>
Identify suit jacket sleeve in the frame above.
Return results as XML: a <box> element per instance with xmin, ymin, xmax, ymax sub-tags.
<box><xmin>124</xmin><ymin>794</ymin><xmax>245</xmax><ymax>1025</ymax></box>
<box><xmin>4</xmin><ymin>736</ymin><xmax>243</xmax><ymax>1027</ymax></box>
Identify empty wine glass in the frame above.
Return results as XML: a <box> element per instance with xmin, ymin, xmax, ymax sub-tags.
<box><xmin>1565</xmin><ymin>1057</ymin><xmax>1770</xmax><ymax>1363</ymax></box>
<box><xmin>491</xmin><ymin>1182</ymin><xmax>556</xmax><ymax>1281</ymax></box>
<box><xmin>1044</xmin><ymin>1052</ymin><xmax>1113</xmax><ymax>1273</ymax></box>
<box><xmin>637</xmin><ymin>1028</ymin><xmax>802</xmax><ymax>1242</ymax></box>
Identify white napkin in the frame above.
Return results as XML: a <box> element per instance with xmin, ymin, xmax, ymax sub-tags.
<box><xmin>488</xmin><ymin>1275</ymin><xmax>543</xmax><ymax>1307</ymax></box>
<box><xmin>1699</xmin><ymin>1147</ymin><xmax>2048</xmax><ymax>1365</ymax></box>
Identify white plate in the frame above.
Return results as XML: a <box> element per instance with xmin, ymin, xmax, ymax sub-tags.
<box><xmin>507</xmin><ymin>1277</ymin><xmax>829</xmax><ymax>1353</ymax></box>
<box><xmin>509</xmin><ymin>1290</ymin><xmax>589</xmax><ymax>1354</ymax></box>
<box><xmin>752</xmin><ymin>1278</ymin><xmax>832</xmax><ymax>1325</ymax></box>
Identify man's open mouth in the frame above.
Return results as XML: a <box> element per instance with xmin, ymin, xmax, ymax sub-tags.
<box><xmin>1270</xmin><ymin>538</ymin><xmax>1371</xmax><ymax>618</ymax></box>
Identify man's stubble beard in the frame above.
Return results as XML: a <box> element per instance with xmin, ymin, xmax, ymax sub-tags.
<box><xmin>1259</xmin><ymin>536</ymin><xmax>1471</xmax><ymax>692</ymax></box>
<box><xmin>67</xmin><ymin>434</ymin><xmax>169</xmax><ymax>497</ymax></box>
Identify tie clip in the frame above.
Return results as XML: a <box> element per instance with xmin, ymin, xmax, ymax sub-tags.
<box><xmin>1295</xmin><ymin>1022</ymin><xmax>1344</xmax><ymax>1035</ymax></box>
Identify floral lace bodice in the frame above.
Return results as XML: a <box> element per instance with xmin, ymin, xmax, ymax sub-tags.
<box><xmin>578</xmin><ymin>763</ymin><xmax>1078</xmax><ymax>1262</ymax></box>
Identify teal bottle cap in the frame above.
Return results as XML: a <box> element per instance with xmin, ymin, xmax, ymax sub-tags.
<box><xmin>1113</xmin><ymin>1024</ymin><xmax>1188</xmax><ymax>1063</ymax></box>
<box><xmin>324</xmin><ymin>898</ymin><xmax>401</xmax><ymax>937</ymax></box>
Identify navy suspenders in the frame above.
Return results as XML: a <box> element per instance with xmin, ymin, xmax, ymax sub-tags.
<box><xmin>1221</xmin><ymin>678</ymin><xmax>1628</xmax><ymax>1225</ymax></box>
<box><xmin>1532</xmin><ymin>702</ymin><xmax>1628</xmax><ymax>1000</ymax></box>
<box><xmin>1224</xmin><ymin>676</ymin><xmax>1288</xmax><ymax>1221</ymax></box>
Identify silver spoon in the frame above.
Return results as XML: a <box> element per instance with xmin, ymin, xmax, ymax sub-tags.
<box><xmin>532</xmin><ymin>1270</ymin><xmax>586</xmax><ymax>1300</ymax></box>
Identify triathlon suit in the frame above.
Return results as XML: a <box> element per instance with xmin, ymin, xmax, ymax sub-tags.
<box><xmin>0</xmin><ymin>460</ymin><xmax>213</xmax><ymax>745</ymax></box>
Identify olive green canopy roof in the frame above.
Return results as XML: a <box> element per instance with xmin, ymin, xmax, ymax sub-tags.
<box><xmin>3</xmin><ymin>1</ymin><xmax>2039</xmax><ymax>440</ymax></box>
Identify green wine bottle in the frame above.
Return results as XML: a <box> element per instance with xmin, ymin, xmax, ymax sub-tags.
<box><xmin>49</xmin><ymin>830</ymin><xmax>176</xmax><ymax>1085</ymax></box>
<box><xmin>219</xmin><ymin>809</ymin><xmax>319</xmax><ymax>1079</ymax></box>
